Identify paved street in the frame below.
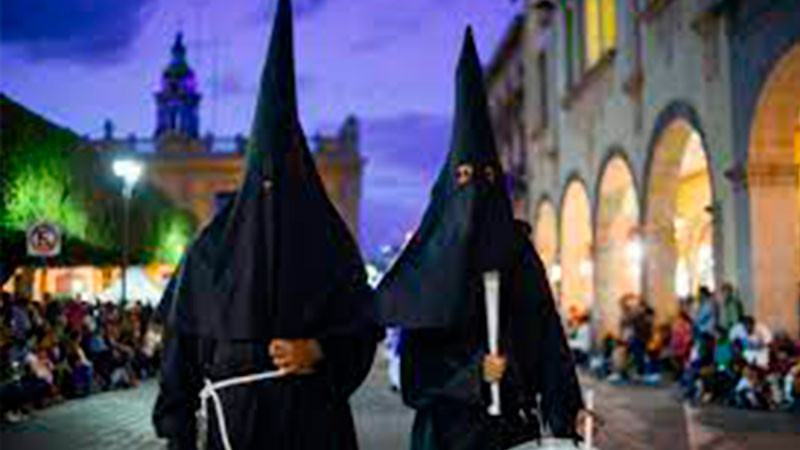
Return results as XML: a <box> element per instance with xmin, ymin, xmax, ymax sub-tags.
<box><xmin>2</xmin><ymin>356</ymin><xmax>798</xmax><ymax>450</ymax></box>
<box><xmin>581</xmin><ymin>376</ymin><xmax>799</xmax><ymax>450</ymax></box>
<box><xmin>0</xmin><ymin>353</ymin><xmax>414</xmax><ymax>450</ymax></box>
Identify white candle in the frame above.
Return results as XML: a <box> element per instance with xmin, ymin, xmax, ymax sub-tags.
<box><xmin>483</xmin><ymin>271</ymin><xmax>501</xmax><ymax>416</ymax></box>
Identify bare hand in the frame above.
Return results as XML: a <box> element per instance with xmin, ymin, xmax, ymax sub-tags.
<box><xmin>269</xmin><ymin>339</ymin><xmax>323</xmax><ymax>374</ymax></box>
<box><xmin>482</xmin><ymin>354</ymin><xmax>507</xmax><ymax>383</ymax></box>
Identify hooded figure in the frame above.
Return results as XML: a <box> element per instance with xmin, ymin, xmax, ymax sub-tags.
<box><xmin>377</xmin><ymin>28</ymin><xmax>583</xmax><ymax>450</ymax></box>
<box><xmin>152</xmin><ymin>1</ymin><xmax>378</xmax><ymax>448</ymax></box>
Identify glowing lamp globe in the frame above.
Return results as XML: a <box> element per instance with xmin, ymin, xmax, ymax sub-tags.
<box><xmin>113</xmin><ymin>159</ymin><xmax>143</xmax><ymax>188</ymax></box>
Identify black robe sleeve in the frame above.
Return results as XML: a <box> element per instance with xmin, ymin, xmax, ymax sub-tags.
<box><xmin>317</xmin><ymin>330</ymin><xmax>377</xmax><ymax>400</ymax></box>
<box><xmin>152</xmin><ymin>329</ymin><xmax>206</xmax><ymax>450</ymax></box>
<box><xmin>400</xmin><ymin>327</ymin><xmax>485</xmax><ymax>410</ymax></box>
<box><xmin>316</xmin><ymin>279</ymin><xmax>381</xmax><ymax>403</ymax></box>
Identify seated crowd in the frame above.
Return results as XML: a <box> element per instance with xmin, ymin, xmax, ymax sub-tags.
<box><xmin>0</xmin><ymin>292</ymin><xmax>163</xmax><ymax>423</ymax></box>
<box><xmin>566</xmin><ymin>283</ymin><xmax>800</xmax><ymax>413</ymax></box>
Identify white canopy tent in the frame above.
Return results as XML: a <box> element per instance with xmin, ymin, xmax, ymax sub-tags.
<box><xmin>101</xmin><ymin>266</ymin><xmax>166</xmax><ymax>305</ymax></box>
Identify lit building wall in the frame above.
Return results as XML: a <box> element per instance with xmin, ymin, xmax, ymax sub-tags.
<box><xmin>487</xmin><ymin>0</ymin><xmax>799</xmax><ymax>334</ymax></box>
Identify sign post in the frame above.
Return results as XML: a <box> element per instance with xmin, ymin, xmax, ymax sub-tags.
<box><xmin>27</xmin><ymin>222</ymin><xmax>62</xmax><ymax>257</ymax></box>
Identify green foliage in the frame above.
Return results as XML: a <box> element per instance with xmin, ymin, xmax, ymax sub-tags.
<box><xmin>1</xmin><ymin>94</ymin><xmax>197</xmax><ymax>265</ymax></box>
<box><xmin>0</xmin><ymin>95</ymin><xmax>90</xmax><ymax>240</ymax></box>
<box><xmin>121</xmin><ymin>181</ymin><xmax>196</xmax><ymax>264</ymax></box>
<box><xmin>153</xmin><ymin>209</ymin><xmax>195</xmax><ymax>264</ymax></box>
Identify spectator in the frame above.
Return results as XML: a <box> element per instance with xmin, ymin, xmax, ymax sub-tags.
<box><xmin>669</xmin><ymin>307</ymin><xmax>693</xmax><ymax>377</ymax></box>
<box><xmin>693</xmin><ymin>286</ymin><xmax>718</xmax><ymax>339</ymax></box>
<box><xmin>710</xmin><ymin>327</ymin><xmax>737</xmax><ymax>403</ymax></box>
<box><xmin>731</xmin><ymin>316</ymin><xmax>772</xmax><ymax>369</ymax></box>
<box><xmin>567</xmin><ymin>309</ymin><xmax>591</xmax><ymax>368</ymax></box>
<box><xmin>717</xmin><ymin>283</ymin><xmax>743</xmax><ymax>332</ymax></box>
<box><xmin>10</xmin><ymin>296</ymin><xmax>32</xmax><ymax>342</ymax></box>
<box><xmin>23</xmin><ymin>344</ymin><xmax>56</xmax><ymax>407</ymax></box>
<box><xmin>608</xmin><ymin>294</ymin><xmax>639</xmax><ymax>383</ymax></box>
<box><xmin>1</xmin><ymin>293</ymin><xmax>163</xmax><ymax>423</ymax></box>
<box><xmin>734</xmin><ymin>365</ymin><xmax>764</xmax><ymax>409</ymax></box>
<box><xmin>65</xmin><ymin>331</ymin><xmax>93</xmax><ymax>398</ymax></box>
<box><xmin>644</xmin><ymin>323</ymin><xmax>668</xmax><ymax>385</ymax></box>
<box><xmin>784</xmin><ymin>362</ymin><xmax>800</xmax><ymax>412</ymax></box>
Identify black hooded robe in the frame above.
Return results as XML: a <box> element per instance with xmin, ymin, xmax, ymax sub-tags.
<box><xmin>152</xmin><ymin>1</ymin><xmax>378</xmax><ymax>449</ymax></box>
<box><xmin>377</xmin><ymin>29</ymin><xmax>583</xmax><ymax>450</ymax></box>
<box><xmin>153</xmin><ymin>223</ymin><xmax>376</xmax><ymax>450</ymax></box>
<box><xmin>153</xmin><ymin>293</ymin><xmax>376</xmax><ymax>450</ymax></box>
<box><xmin>400</xmin><ymin>223</ymin><xmax>583</xmax><ymax>450</ymax></box>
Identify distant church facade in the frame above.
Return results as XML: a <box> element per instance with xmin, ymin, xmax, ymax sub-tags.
<box><xmin>92</xmin><ymin>33</ymin><xmax>364</xmax><ymax>239</ymax></box>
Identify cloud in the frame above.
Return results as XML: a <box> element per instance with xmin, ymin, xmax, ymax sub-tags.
<box><xmin>357</xmin><ymin>112</ymin><xmax>452</xmax><ymax>257</ymax></box>
<box><xmin>0</xmin><ymin>0</ymin><xmax>156</xmax><ymax>64</ymax></box>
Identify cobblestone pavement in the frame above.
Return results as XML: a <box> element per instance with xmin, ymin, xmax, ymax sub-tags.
<box><xmin>2</xmin><ymin>359</ymin><xmax>798</xmax><ymax>449</ymax></box>
<box><xmin>581</xmin><ymin>375</ymin><xmax>800</xmax><ymax>450</ymax></box>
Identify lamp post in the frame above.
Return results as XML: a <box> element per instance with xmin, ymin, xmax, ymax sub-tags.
<box><xmin>113</xmin><ymin>159</ymin><xmax>143</xmax><ymax>305</ymax></box>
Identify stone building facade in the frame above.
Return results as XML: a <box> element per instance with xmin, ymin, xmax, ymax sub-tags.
<box><xmin>92</xmin><ymin>34</ymin><xmax>364</xmax><ymax>239</ymax></box>
<box><xmin>486</xmin><ymin>0</ymin><xmax>799</xmax><ymax>336</ymax></box>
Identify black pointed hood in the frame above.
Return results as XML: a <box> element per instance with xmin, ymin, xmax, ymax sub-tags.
<box><xmin>164</xmin><ymin>0</ymin><xmax>371</xmax><ymax>340</ymax></box>
<box><xmin>376</xmin><ymin>27</ymin><xmax>515</xmax><ymax>329</ymax></box>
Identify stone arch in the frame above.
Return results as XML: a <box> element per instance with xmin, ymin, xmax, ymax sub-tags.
<box><xmin>559</xmin><ymin>176</ymin><xmax>594</xmax><ymax>315</ymax></box>
<box><xmin>533</xmin><ymin>196</ymin><xmax>559</xmax><ymax>287</ymax></box>
<box><xmin>746</xmin><ymin>44</ymin><xmax>800</xmax><ymax>336</ymax></box>
<box><xmin>643</xmin><ymin>102</ymin><xmax>716</xmax><ymax>324</ymax></box>
<box><xmin>594</xmin><ymin>151</ymin><xmax>641</xmax><ymax>336</ymax></box>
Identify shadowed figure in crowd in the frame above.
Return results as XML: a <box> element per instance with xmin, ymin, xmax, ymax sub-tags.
<box><xmin>376</xmin><ymin>28</ymin><xmax>585</xmax><ymax>450</ymax></box>
<box><xmin>152</xmin><ymin>1</ymin><xmax>379</xmax><ymax>448</ymax></box>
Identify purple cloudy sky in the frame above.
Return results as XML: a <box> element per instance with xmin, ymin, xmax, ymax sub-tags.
<box><xmin>0</xmin><ymin>0</ymin><xmax>519</xmax><ymax>259</ymax></box>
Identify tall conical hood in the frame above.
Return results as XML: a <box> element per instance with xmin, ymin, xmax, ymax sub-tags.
<box><xmin>165</xmin><ymin>0</ymin><xmax>371</xmax><ymax>340</ymax></box>
<box><xmin>376</xmin><ymin>27</ymin><xmax>515</xmax><ymax>329</ymax></box>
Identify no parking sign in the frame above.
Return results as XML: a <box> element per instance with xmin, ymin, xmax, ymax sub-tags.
<box><xmin>27</xmin><ymin>222</ymin><xmax>62</xmax><ymax>257</ymax></box>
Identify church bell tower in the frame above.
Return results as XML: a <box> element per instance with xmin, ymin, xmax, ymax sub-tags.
<box><xmin>154</xmin><ymin>32</ymin><xmax>201</xmax><ymax>139</ymax></box>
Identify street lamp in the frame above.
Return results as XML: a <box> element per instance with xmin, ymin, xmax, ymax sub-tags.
<box><xmin>113</xmin><ymin>158</ymin><xmax>143</xmax><ymax>305</ymax></box>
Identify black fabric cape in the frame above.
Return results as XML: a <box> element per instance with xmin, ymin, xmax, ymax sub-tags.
<box><xmin>162</xmin><ymin>0</ymin><xmax>373</xmax><ymax>341</ymax></box>
<box><xmin>376</xmin><ymin>29</ymin><xmax>583</xmax><ymax>450</ymax></box>
<box><xmin>400</xmin><ymin>223</ymin><xmax>583</xmax><ymax>449</ymax></box>
<box><xmin>153</xmin><ymin>1</ymin><xmax>377</xmax><ymax>449</ymax></box>
<box><xmin>377</xmin><ymin>28</ymin><xmax>515</xmax><ymax>330</ymax></box>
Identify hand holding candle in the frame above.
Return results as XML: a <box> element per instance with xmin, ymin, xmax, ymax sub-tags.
<box><xmin>482</xmin><ymin>354</ymin><xmax>507</xmax><ymax>383</ymax></box>
<box><xmin>483</xmin><ymin>271</ymin><xmax>501</xmax><ymax>416</ymax></box>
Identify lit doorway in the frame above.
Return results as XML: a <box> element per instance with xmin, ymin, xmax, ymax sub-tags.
<box><xmin>747</xmin><ymin>44</ymin><xmax>800</xmax><ymax>336</ymax></box>
<box><xmin>645</xmin><ymin>120</ymin><xmax>714</xmax><ymax>323</ymax></box>
<box><xmin>596</xmin><ymin>156</ymin><xmax>640</xmax><ymax>335</ymax></box>
<box><xmin>560</xmin><ymin>180</ymin><xmax>594</xmax><ymax>314</ymax></box>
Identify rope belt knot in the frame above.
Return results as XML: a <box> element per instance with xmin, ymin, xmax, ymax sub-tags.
<box><xmin>197</xmin><ymin>369</ymin><xmax>288</xmax><ymax>450</ymax></box>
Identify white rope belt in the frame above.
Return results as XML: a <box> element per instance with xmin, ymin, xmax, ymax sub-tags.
<box><xmin>198</xmin><ymin>369</ymin><xmax>288</xmax><ymax>450</ymax></box>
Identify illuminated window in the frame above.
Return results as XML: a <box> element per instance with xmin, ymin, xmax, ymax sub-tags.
<box><xmin>584</xmin><ymin>0</ymin><xmax>617</xmax><ymax>67</ymax></box>
<box><xmin>601</xmin><ymin>0</ymin><xmax>617</xmax><ymax>52</ymax></box>
<box><xmin>584</xmin><ymin>0</ymin><xmax>601</xmax><ymax>66</ymax></box>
